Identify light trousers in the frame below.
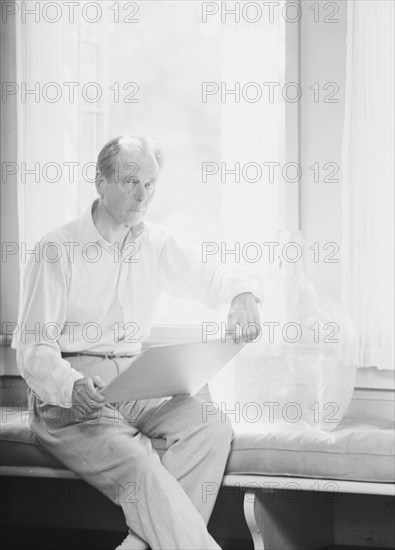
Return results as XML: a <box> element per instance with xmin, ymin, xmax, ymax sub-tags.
<box><xmin>28</xmin><ymin>355</ymin><xmax>234</xmax><ymax>550</ymax></box>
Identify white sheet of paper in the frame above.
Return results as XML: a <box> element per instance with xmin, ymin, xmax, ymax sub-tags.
<box><xmin>101</xmin><ymin>338</ymin><xmax>246</xmax><ymax>403</ymax></box>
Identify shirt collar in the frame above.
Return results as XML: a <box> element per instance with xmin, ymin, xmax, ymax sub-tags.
<box><xmin>81</xmin><ymin>199</ymin><xmax>146</xmax><ymax>245</ymax></box>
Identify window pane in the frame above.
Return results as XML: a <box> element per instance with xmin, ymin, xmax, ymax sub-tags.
<box><xmin>106</xmin><ymin>3</ymin><xmax>224</xmax><ymax>324</ymax></box>
<box><xmin>103</xmin><ymin>2</ymin><xmax>285</xmax><ymax>325</ymax></box>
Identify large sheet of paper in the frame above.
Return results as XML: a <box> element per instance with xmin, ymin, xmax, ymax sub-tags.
<box><xmin>101</xmin><ymin>339</ymin><xmax>246</xmax><ymax>403</ymax></box>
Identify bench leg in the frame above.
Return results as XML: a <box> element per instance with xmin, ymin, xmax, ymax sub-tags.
<box><xmin>244</xmin><ymin>490</ymin><xmax>265</xmax><ymax>550</ymax></box>
<box><xmin>243</xmin><ymin>489</ymin><xmax>333</xmax><ymax>550</ymax></box>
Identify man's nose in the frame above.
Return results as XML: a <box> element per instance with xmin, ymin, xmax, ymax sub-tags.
<box><xmin>135</xmin><ymin>184</ymin><xmax>147</xmax><ymax>202</ymax></box>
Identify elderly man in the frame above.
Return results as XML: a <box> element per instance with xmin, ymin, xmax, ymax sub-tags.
<box><xmin>16</xmin><ymin>135</ymin><xmax>262</xmax><ymax>550</ymax></box>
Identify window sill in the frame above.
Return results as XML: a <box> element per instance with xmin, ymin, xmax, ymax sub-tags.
<box><xmin>355</xmin><ymin>367</ymin><xmax>395</xmax><ymax>391</ymax></box>
<box><xmin>2</xmin><ymin>329</ymin><xmax>395</xmax><ymax>394</ymax></box>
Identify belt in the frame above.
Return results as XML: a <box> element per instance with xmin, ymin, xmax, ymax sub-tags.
<box><xmin>61</xmin><ymin>352</ymin><xmax>137</xmax><ymax>360</ymax></box>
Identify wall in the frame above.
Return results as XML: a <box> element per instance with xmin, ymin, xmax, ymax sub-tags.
<box><xmin>300</xmin><ymin>0</ymin><xmax>347</xmax><ymax>301</ymax></box>
<box><xmin>0</xmin><ymin>14</ymin><xmax>19</xmax><ymax>370</ymax></box>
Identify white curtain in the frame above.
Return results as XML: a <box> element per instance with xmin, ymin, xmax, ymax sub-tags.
<box><xmin>15</xmin><ymin>1</ymin><xmax>102</xmax><ymax>284</ymax></box>
<box><xmin>341</xmin><ymin>0</ymin><xmax>394</xmax><ymax>369</ymax></box>
<box><xmin>16</xmin><ymin>9</ymin><xmax>80</xmax><ymax>256</ymax></box>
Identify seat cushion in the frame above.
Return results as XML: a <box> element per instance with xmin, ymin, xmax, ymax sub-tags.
<box><xmin>1</xmin><ymin>375</ymin><xmax>394</xmax><ymax>483</ymax></box>
<box><xmin>1</xmin><ymin>407</ymin><xmax>394</xmax><ymax>483</ymax></box>
<box><xmin>0</xmin><ymin>408</ymin><xmax>167</xmax><ymax>468</ymax></box>
<box><xmin>226</xmin><ymin>418</ymin><xmax>395</xmax><ymax>482</ymax></box>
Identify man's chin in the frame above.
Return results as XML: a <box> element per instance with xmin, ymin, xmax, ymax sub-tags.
<box><xmin>124</xmin><ymin>210</ymin><xmax>144</xmax><ymax>226</ymax></box>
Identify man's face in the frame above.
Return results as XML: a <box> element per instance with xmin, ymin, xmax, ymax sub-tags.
<box><xmin>100</xmin><ymin>147</ymin><xmax>159</xmax><ymax>227</ymax></box>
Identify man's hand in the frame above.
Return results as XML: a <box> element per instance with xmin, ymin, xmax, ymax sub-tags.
<box><xmin>227</xmin><ymin>292</ymin><xmax>261</xmax><ymax>343</ymax></box>
<box><xmin>71</xmin><ymin>376</ymin><xmax>106</xmax><ymax>422</ymax></box>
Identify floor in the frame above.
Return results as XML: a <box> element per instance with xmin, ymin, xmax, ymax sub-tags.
<box><xmin>0</xmin><ymin>526</ymin><xmax>253</xmax><ymax>550</ymax></box>
<box><xmin>0</xmin><ymin>527</ymin><xmax>387</xmax><ymax>550</ymax></box>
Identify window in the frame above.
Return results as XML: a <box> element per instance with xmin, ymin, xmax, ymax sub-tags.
<box><xmin>9</xmin><ymin>0</ymin><xmax>289</xmax><ymax>329</ymax></box>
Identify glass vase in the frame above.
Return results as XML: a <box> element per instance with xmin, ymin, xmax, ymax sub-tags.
<box><xmin>209</xmin><ymin>230</ymin><xmax>358</xmax><ymax>432</ymax></box>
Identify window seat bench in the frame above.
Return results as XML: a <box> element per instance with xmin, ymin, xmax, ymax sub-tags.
<box><xmin>1</xmin><ymin>375</ymin><xmax>394</xmax><ymax>549</ymax></box>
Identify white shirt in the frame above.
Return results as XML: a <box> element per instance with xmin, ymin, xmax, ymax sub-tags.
<box><xmin>15</xmin><ymin>199</ymin><xmax>262</xmax><ymax>407</ymax></box>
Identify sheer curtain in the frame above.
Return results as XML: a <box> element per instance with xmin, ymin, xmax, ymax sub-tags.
<box><xmin>15</xmin><ymin>3</ymin><xmax>103</xmax><ymax>285</ymax></box>
<box><xmin>341</xmin><ymin>0</ymin><xmax>394</xmax><ymax>369</ymax></box>
<box><xmin>16</xmin><ymin>13</ymin><xmax>80</xmax><ymax>257</ymax></box>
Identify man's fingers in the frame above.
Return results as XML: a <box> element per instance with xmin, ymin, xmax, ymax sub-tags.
<box><xmin>85</xmin><ymin>377</ymin><xmax>106</xmax><ymax>403</ymax></box>
<box><xmin>253</xmin><ymin>313</ymin><xmax>262</xmax><ymax>338</ymax></box>
<box><xmin>74</xmin><ymin>403</ymin><xmax>102</xmax><ymax>422</ymax></box>
<box><xmin>243</xmin><ymin>312</ymin><xmax>262</xmax><ymax>341</ymax></box>
<box><xmin>226</xmin><ymin>316</ymin><xmax>241</xmax><ymax>343</ymax></box>
<box><xmin>244</xmin><ymin>321</ymin><xmax>261</xmax><ymax>342</ymax></box>
<box><xmin>91</xmin><ymin>375</ymin><xmax>106</xmax><ymax>391</ymax></box>
<box><xmin>86</xmin><ymin>400</ymin><xmax>104</xmax><ymax>411</ymax></box>
<box><xmin>227</xmin><ymin>293</ymin><xmax>262</xmax><ymax>342</ymax></box>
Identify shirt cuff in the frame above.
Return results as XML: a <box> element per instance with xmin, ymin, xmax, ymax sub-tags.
<box><xmin>49</xmin><ymin>366</ymin><xmax>84</xmax><ymax>408</ymax></box>
<box><xmin>59</xmin><ymin>369</ymin><xmax>84</xmax><ymax>409</ymax></box>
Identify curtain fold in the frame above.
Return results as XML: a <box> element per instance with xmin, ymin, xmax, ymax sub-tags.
<box><xmin>14</xmin><ymin>2</ymin><xmax>104</xmax><ymax>345</ymax></box>
<box><xmin>16</xmin><ymin>9</ymin><xmax>81</xmax><ymax>255</ymax></box>
<box><xmin>341</xmin><ymin>0</ymin><xmax>394</xmax><ymax>369</ymax></box>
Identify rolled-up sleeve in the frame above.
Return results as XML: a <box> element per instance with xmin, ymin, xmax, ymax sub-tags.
<box><xmin>15</xmin><ymin>240</ymin><xmax>83</xmax><ymax>407</ymax></box>
<box><xmin>158</xmin><ymin>232</ymin><xmax>263</xmax><ymax>308</ymax></box>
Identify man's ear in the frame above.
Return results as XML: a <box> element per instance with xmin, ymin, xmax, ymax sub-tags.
<box><xmin>95</xmin><ymin>171</ymin><xmax>104</xmax><ymax>198</ymax></box>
